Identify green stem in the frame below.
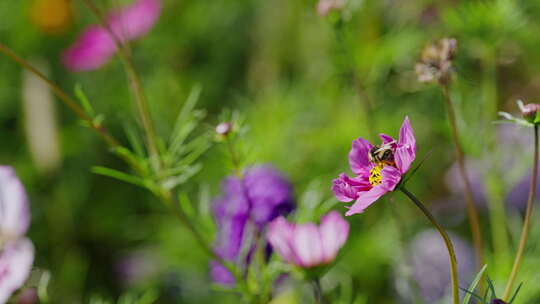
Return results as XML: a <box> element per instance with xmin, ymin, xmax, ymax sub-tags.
<box><xmin>0</xmin><ymin>43</ymin><xmax>120</xmax><ymax>149</ymax></box>
<box><xmin>81</xmin><ymin>0</ymin><xmax>162</xmax><ymax>171</ymax></box>
<box><xmin>226</xmin><ymin>138</ymin><xmax>242</xmax><ymax>176</ymax></box>
<box><xmin>312</xmin><ymin>278</ymin><xmax>325</xmax><ymax>304</ymax></box>
<box><xmin>502</xmin><ymin>125</ymin><xmax>539</xmax><ymax>300</ymax></box>
<box><xmin>400</xmin><ymin>187</ymin><xmax>459</xmax><ymax>304</ymax></box>
<box><xmin>441</xmin><ymin>84</ymin><xmax>484</xmax><ymax>269</ymax></box>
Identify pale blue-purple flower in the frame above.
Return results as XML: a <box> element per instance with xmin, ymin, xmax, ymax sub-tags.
<box><xmin>0</xmin><ymin>166</ymin><xmax>34</xmax><ymax>304</ymax></box>
<box><xmin>210</xmin><ymin>165</ymin><xmax>294</xmax><ymax>284</ymax></box>
<box><xmin>395</xmin><ymin>229</ymin><xmax>475</xmax><ymax>303</ymax></box>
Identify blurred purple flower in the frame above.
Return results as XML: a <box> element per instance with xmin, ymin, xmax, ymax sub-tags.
<box><xmin>210</xmin><ymin>165</ymin><xmax>295</xmax><ymax>285</ymax></box>
<box><xmin>0</xmin><ymin>166</ymin><xmax>34</xmax><ymax>304</ymax></box>
<box><xmin>332</xmin><ymin>117</ymin><xmax>416</xmax><ymax>215</ymax></box>
<box><xmin>62</xmin><ymin>0</ymin><xmax>161</xmax><ymax>71</ymax></box>
<box><xmin>115</xmin><ymin>249</ymin><xmax>160</xmax><ymax>287</ymax></box>
<box><xmin>268</xmin><ymin>211</ymin><xmax>349</xmax><ymax>268</ymax></box>
<box><xmin>440</xmin><ymin>124</ymin><xmax>535</xmax><ymax>213</ymax></box>
<box><xmin>444</xmin><ymin>158</ymin><xmax>487</xmax><ymax>208</ymax></box>
<box><xmin>507</xmin><ymin>170</ymin><xmax>540</xmax><ymax>210</ymax></box>
<box><xmin>395</xmin><ymin>229</ymin><xmax>475</xmax><ymax>303</ymax></box>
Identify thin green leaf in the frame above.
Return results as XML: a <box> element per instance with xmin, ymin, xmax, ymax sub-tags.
<box><xmin>162</xmin><ymin>163</ymin><xmax>202</xmax><ymax>189</ymax></box>
<box><xmin>486</xmin><ymin>276</ymin><xmax>496</xmax><ymax>301</ymax></box>
<box><xmin>74</xmin><ymin>84</ymin><xmax>95</xmax><ymax>116</ymax></box>
<box><xmin>178</xmin><ymin>192</ymin><xmax>196</xmax><ymax>219</ymax></box>
<box><xmin>508</xmin><ymin>282</ymin><xmax>523</xmax><ymax>304</ymax></box>
<box><xmin>535</xmin><ymin>107</ymin><xmax>540</xmax><ymax>124</ymax></box>
<box><xmin>459</xmin><ymin>287</ymin><xmax>486</xmax><ymax>304</ymax></box>
<box><xmin>462</xmin><ymin>264</ymin><xmax>488</xmax><ymax>304</ymax></box>
<box><xmin>124</xmin><ymin>123</ymin><xmax>146</xmax><ymax>158</ymax></box>
<box><xmin>400</xmin><ymin>149</ymin><xmax>434</xmax><ymax>187</ymax></box>
<box><xmin>169</xmin><ymin>84</ymin><xmax>202</xmax><ymax>145</ymax></box>
<box><xmin>92</xmin><ymin>166</ymin><xmax>148</xmax><ymax>189</ymax></box>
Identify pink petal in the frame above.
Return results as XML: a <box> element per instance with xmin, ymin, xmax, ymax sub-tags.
<box><xmin>62</xmin><ymin>26</ymin><xmax>117</xmax><ymax>71</ymax></box>
<box><xmin>319</xmin><ymin>211</ymin><xmax>349</xmax><ymax>263</ymax></box>
<box><xmin>267</xmin><ymin>217</ymin><xmax>296</xmax><ymax>264</ymax></box>
<box><xmin>396</xmin><ymin>117</ymin><xmax>417</xmax><ymax>174</ymax></box>
<box><xmin>293</xmin><ymin>223</ymin><xmax>324</xmax><ymax>267</ymax></box>
<box><xmin>348</xmin><ymin>138</ymin><xmax>373</xmax><ymax>175</ymax></box>
<box><xmin>332</xmin><ymin>173</ymin><xmax>371</xmax><ymax>202</ymax></box>
<box><xmin>108</xmin><ymin>0</ymin><xmax>161</xmax><ymax>41</ymax></box>
<box><xmin>380</xmin><ymin>166</ymin><xmax>402</xmax><ymax>191</ymax></box>
<box><xmin>0</xmin><ymin>239</ymin><xmax>34</xmax><ymax>304</ymax></box>
<box><xmin>345</xmin><ymin>186</ymin><xmax>388</xmax><ymax>216</ymax></box>
<box><xmin>0</xmin><ymin>167</ymin><xmax>30</xmax><ymax>238</ymax></box>
<box><xmin>379</xmin><ymin>134</ymin><xmax>395</xmax><ymax>145</ymax></box>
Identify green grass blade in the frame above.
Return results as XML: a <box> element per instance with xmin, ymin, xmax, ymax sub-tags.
<box><xmin>462</xmin><ymin>264</ymin><xmax>488</xmax><ymax>304</ymax></box>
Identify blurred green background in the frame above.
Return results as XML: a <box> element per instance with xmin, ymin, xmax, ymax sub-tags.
<box><xmin>3</xmin><ymin>0</ymin><xmax>540</xmax><ymax>303</ymax></box>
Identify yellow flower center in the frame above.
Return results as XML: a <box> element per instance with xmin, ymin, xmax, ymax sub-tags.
<box><xmin>369</xmin><ymin>163</ymin><xmax>384</xmax><ymax>186</ymax></box>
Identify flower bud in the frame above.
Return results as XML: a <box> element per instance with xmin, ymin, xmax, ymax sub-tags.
<box><xmin>215</xmin><ymin>122</ymin><xmax>232</xmax><ymax>136</ymax></box>
<box><xmin>519</xmin><ymin>102</ymin><xmax>540</xmax><ymax>122</ymax></box>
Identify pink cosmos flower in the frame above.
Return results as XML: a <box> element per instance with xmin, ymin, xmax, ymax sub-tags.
<box><xmin>267</xmin><ymin>211</ymin><xmax>349</xmax><ymax>268</ymax></box>
<box><xmin>0</xmin><ymin>166</ymin><xmax>34</xmax><ymax>304</ymax></box>
<box><xmin>332</xmin><ymin>117</ymin><xmax>416</xmax><ymax>216</ymax></box>
<box><xmin>62</xmin><ymin>0</ymin><xmax>161</xmax><ymax>71</ymax></box>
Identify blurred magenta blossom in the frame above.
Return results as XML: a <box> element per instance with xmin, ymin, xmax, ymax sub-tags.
<box><xmin>62</xmin><ymin>0</ymin><xmax>161</xmax><ymax>71</ymax></box>
<box><xmin>268</xmin><ymin>211</ymin><xmax>349</xmax><ymax>268</ymax></box>
<box><xmin>210</xmin><ymin>165</ymin><xmax>295</xmax><ymax>285</ymax></box>
<box><xmin>0</xmin><ymin>166</ymin><xmax>34</xmax><ymax>304</ymax></box>
<box><xmin>332</xmin><ymin>117</ymin><xmax>416</xmax><ymax>215</ymax></box>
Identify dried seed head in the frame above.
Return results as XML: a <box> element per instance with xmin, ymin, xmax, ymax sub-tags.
<box><xmin>415</xmin><ymin>38</ymin><xmax>457</xmax><ymax>85</ymax></box>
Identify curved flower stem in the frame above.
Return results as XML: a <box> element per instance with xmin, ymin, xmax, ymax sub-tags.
<box><xmin>441</xmin><ymin>84</ymin><xmax>484</xmax><ymax>269</ymax></box>
<box><xmin>0</xmin><ymin>43</ymin><xmax>120</xmax><ymax>149</ymax></box>
<box><xmin>81</xmin><ymin>0</ymin><xmax>162</xmax><ymax>171</ymax></box>
<box><xmin>502</xmin><ymin>124</ymin><xmax>539</xmax><ymax>300</ymax></box>
<box><xmin>400</xmin><ymin>187</ymin><xmax>459</xmax><ymax>304</ymax></box>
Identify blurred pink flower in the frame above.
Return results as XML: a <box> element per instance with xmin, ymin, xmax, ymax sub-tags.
<box><xmin>268</xmin><ymin>211</ymin><xmax>349</xmax><ymax>268</ymax></box>
<box><xmin>62</xmin><ymin>0</ymin><xmax>161</xmax><ymax>71</ymax></box>
<box><xmin>332</xmin><ymin>117</ymin><xmax>416</xmax><ymax>215</ymax></box>
<box><xmin>0</xmin><ymin>167</ymin><xmax>34</xmax><ymax>304</ymax></box>
<box><xmin>316</xmin><ymin>0</ymin><xmax>345</xmax><ymax>17</ymax></box>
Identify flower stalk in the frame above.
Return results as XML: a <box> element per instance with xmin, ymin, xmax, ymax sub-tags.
<box><xmin>502</xmin><ymin>124</ymin><xmax>539</xmax><ymax>300</ymax></box>
<box><xmin>400</xmin><ymin>187</ymin><xmax>459</xmax><ymax>304</ymax></box>
<box><xmin>81</xmin><ymin>0</ymin><xmax>162</xmax><ymax>171</ymax></box>
<box><xmin>441</xmin><ymin>84</ymin><xmax>484</xmax><ymax>269</ymax></box>
<box><xmin>0</xmin><ymin>43</ymin><xmax>120</xmax><ymax>149</ymax></box>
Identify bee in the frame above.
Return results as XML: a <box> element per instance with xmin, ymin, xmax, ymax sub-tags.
<box><xmin>368</xmin><ymin>145</ymin><xmax>395</xmax><ymax>166</ymax></box>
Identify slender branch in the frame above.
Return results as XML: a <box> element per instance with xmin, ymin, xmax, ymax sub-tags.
<box><xmin>502</xmin><ymin>125</ymin><xmax>539</xmax><ymax>300</ymax></box>
<box><xmin>81</xmin><ymin>0</ymin><xmax>161</xmax><ymax>170</ymax></box>
<box><xmin>441</xmin><ymin>84</ymin><xmax>484</xmax><ymax>269</ymax></box>
<box><xmin>400</xmin><ymin>187</ymin><xmax>459</xmax><ymax>304</ymax></box>
<box><xmin>0</xmin><ymin>43</ymin><xmax>120</xmax><ymax>148</ymax></box>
